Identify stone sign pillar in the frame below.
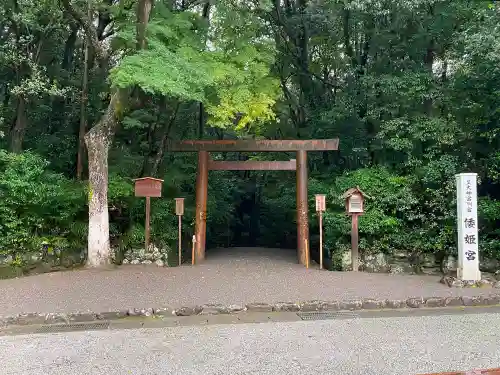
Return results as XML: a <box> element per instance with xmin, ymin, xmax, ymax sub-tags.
<box><xmin>456</xmin><ymin>173</ymin><xmax>481</xmax><ymax>281</ymax></box>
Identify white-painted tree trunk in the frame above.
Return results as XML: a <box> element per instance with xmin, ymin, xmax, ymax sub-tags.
<box><xmin>65</xmin><ymin>0</ymin><xmax>154</xmax><ymax>268</ymax></box>
<box><xmin>85</xmin><ymin>122</ymin><xmax>111</xmax><ymax>267</ymax></box>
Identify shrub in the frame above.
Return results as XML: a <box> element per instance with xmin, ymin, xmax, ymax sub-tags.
<box><xmin>0</xmin><ymin>151</ymin><xmax>86</xmax><ymax>257</ymax></box>
<box><xmin>321</xmin><ymin>166</ymin><xmax>500</xmax><ymax>268</ymax></box>
<box><xmin>478</xmin><ymin>196</ymin><xmax>500</xmax><ymax>259</ymax></box>
<box><xmin>322</xmin><ymin>167</ymin><xmax>416</xmax><ymax>258</ymax></box>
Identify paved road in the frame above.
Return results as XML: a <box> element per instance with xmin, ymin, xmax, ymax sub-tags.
<box><xmin>1</xmin><ymin>311</ymin><xmax>499</xmax><ymax>375</ymax></box>
<box><xmin>0</xmin><ymin>247</ymin><xmax>490</xmax><ymax>316</ymax></box>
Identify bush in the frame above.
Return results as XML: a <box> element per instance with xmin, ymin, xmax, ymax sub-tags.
<box><xmin>478</xmin><ymin>196</ymin><xmax>500</xmax><ymax>259</ymax></box>
<box><xmin>0</xmin><ymin>151</ymin><xmax>86</xmax><ymax>257</ymax></box>
<box><xmin>320</xmin><ymin>165</ymin><xmax>500</xmax><ymax>268</ymax></box>
<box><xmin>321</xmin><ymin>167</ymin><xmax>417</xmax><ymax>259</ymax></box>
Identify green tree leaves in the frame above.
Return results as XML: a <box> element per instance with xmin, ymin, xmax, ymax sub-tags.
<box><xmin>110</xmin><ymin>4</ymin><xmax>280</xmax><ymax>128</ymax></box>
<box><xmin>0</xmin><ymin>0</ymin><xmax>499</xmax><ymax>268</ymax></box>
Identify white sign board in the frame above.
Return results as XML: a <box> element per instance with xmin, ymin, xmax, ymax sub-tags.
<box><xmin>455</xmin><ymin>173</ymin><xmax>481</xmax><ymax>281</ymax></box>
<box><xmin>348</xmin><ymin>194</ymin><xmax>363</xmax><ymax>213</ymax></box>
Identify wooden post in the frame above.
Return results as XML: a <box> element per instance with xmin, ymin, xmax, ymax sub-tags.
<box><xmin>351</xmin><ymin>214</ymin><xmax>359</xmax><ymax>271</ymax></box>
<box><xmin>145</xmin><ymin>196</ymin><xmax>151</xmax><ymax>252</ymax></box>
<box><xmin>192</xmin><ymin>235</ymin><xmax>196</xmax><ymax>265</ymax></box>
<box><xmin>174</xmin><ymin>197</ymin><xmax>185</xmax><ymax>267</ymax></box>
<box><xmin>305</xmin><ymin>239</ymin><xmax>309</xmax><ymax>269</ymax></box>
<box><xmin>296</xmin><ymin>150</ymin><xmax>309</xmax><ymax>266</ymax></box>
<box><xmin>343</xmin><ymin>187</ymin><xmax>369</xmax><ymax>272</ymax></box>
<box><xmin>194</xmin><ymin>151</ymin><xmax>209</xmax><ymax>262</ymax></box>
<box><xmin>319</xmin><ymin>211</ymin><xmax>323</xmax><ymax>270</ymax></box>
<box><xmin>178</xmin><ymin>215</ymin><xmax>182</xmax><ymax>266</ymax></box>
<box><xmin>315</xmin><ymin>194</ymin><xmax>326</xmax><ymax>270</ymax></box>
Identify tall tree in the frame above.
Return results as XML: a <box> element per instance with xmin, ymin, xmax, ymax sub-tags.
<box><xmin>62</xmin><ymin>0</ymin><xmax>280</xmax><ymax>266</ymax></box>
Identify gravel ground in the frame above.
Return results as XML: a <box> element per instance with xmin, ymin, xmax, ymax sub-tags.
<box><xmin>0</xmin><ymin>247</ymin><xmax>491</xmax><ymax>316</ymax></box>
<box><xmin>1</xmin><ymin>311</ymin><xmax>499</xmax><ymax>374</ymax></box>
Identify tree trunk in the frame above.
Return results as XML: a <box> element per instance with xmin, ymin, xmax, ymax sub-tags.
<box><xmin>10</xmin><ymin>97</ymin><xmax>26</xmax><ymax>153</ymax></box>
<box><xmin>150</xmin><ymin>102</ymin><xmax>179</xmax><ymax>175</ymax></box>
<box><xmin>198</xmin><ymin>102</ymin><xmax>205</xmax><ymax>138</ymax></box>
<box><xmin>85</xmin><ymin>125</ymin><xmax>111</xmax><ymax>267</ymax></box>
<box><xmin>62</xmin><ymin>25</ymin><xmax>78</xmax><ymax>71</ymax></box>
<box><xmin>62</xmin><ymin>0</ymin><xmax>153</xmax><ymax>266</ymax></box>
<box><xmin>84</xmin><ymin>91</ymin><xmax>122</xmax><ymax>267</ymax></box>
<box><xmin>197</xmin><ymin>2</ymin><xmax>210</xmax><ymax>139</ymax></box>
<box><xmin>297</xmin><ymin>0</ymin><xmax>312</xmax><ymax>119</ymax></box>
<box><xmin>10</xmin><ymin>36</ymin><xmax>44</xmax><ymax>153</ymax></box>
<box><xmin>77</xmin><ymin>19</ymin><xmax>91</xmax><ymax>180</ymax></box>
<box><xmin>136</xmin><ymin>0</ymin><xmax>153</xmax><ymax>50</ymax></box>
<box><xmin>82</xmin><ymin>0</ymin><xmax>153</xmax><ymax>267</ymax></box>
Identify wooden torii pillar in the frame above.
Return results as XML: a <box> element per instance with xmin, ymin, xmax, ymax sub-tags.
<box><xmin>169</xmin><ymin>139</ymin><xmax>339</xmax><ymax>265</ymax></box>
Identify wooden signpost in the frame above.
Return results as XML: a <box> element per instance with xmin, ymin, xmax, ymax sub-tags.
<box><xmin>342</xmin><ymin>187</ymin><xmax>369</xmax><ymax>272</ymax></box>
<box><xmin>133</xmin><ymin>177</ymin><xmax>164</xmax><ymax>252</ymax></box>
<box><xmin>191</xmin><ymin>235</ymin><xmax>196</xmax><ymax>265</ymax></box>
<box><xmin>305</xmin><ymin>239</ymin><xmax>309</xmax><ymax>269</ymax></box>
<box><xmin>315</xmin><ymin>194</ymin><xmax>326</xmax><ymax>270</ymax></box>
<box><xmin>175</xmin><ymin>198</ymin><xmax>185</xmax><ymax>266</ymax></box>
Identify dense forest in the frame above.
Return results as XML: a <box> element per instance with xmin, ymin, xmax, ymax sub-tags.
<box><xmin>0</xmin><ymin>0</ymin><xmax>498</xmax><ymax>270</ymax></box>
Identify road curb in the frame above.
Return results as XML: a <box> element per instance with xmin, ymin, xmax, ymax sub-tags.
<box><xmin>418</xmin><ymin>368</ymin><xmax>500</xmax><ymax>375</ymax></box>
<box><xmin>2</xmin><ymin>294</ymin><xmax>500</xmax><ymax>328</ymax></box>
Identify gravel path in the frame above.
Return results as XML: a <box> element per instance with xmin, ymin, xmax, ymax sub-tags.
<box><xmin>0</xmin><ymin>247</ymin><xmax>491</xmax><ymax>316</ymax></box>
<box><xmin>1</xmin><ymin>312</ymin><xmax>500</xmax><ymax>374</ymax></box>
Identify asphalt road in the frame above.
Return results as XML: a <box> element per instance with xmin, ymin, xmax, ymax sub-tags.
<box><xmin>1</xmin><ymin>311</ymin><xmax>499</xmax><ymax>375</ymax></box>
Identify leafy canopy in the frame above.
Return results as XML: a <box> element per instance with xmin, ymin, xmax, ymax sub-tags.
<box><xmin>110</xmin><ymin>2</ymin><xmax>280</xmax><ymax>128</ymax></box>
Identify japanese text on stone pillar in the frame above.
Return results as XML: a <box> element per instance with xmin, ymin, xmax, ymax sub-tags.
<box><xmin>456</xmin><ymin>173</ymin><xmax>480</xmax><ymax>281</ymax></box>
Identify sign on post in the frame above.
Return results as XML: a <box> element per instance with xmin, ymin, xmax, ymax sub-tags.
<box><xmin>347</xmin><ymin>193</ymin><xmax>363</xmax><ymax>213</ymax></box>
<box><xmin>134</xmin><ymin>177</ymin><xmax>163</xmax><ymax>197</ymax></box>
<box><xmin>315</xmin><ymin>194</ymin><xmax>326</xmax><ymax>270</ymax></box>
<box><xmin>315</xmin><ymin>194</ymin><xmax>326</xmax><ymax>212</ymax></box>
<box><xmin>456</xmin><ymin>173</ymin><xmax>481</xmax><ymax>281</ymax></box>
<box><xmin>175</xmin><ymin>198</ymin><xmax>185</xmax><ymax>216</ymax></box>
<box><xmin>342</xmin><ymin>187</ymin><xmax>370</xmax><ymax>272</ymax></box>
<box><xmin>175</xmin><ymin>198</ymin><xmax>185</xmax><ymax>266</ymax></box>
<box><xmin>133</xmin><ymin>177</ymin><xmax>164</xmax><ymax>252</ymax></box>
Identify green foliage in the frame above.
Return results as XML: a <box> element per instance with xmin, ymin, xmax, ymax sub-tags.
<box><xmin>320</xmin><ymin>168</ymin><xmax>416</xmax><ymax>257</ymax></box>
<box><xmin>478</xmin><ymin>197</ymin><xmax>500</xmax><ymax>258</ymax></box>
<box><xmin>111</xmin><ymin>46</ymin><xmax>216</xmax><ymax>101</ymax></box>
<box><xmin>319</xmin><ymin>163</ymin><xmax>500</xmax><ymax>268</ymax></box>
<box><xmin>108</xmin><ymin>173</ymin><xmax>134</xmax><ymax>201</ymax></box>
<box><xmin>0</xmin><ymin>0</ymin><xmax>499</xmax><ymax>270</ymax></box>
<box><xmin>0</xmin><ymin>151</ymin><xmax>86</xmax><ymax>255</ymax></box>
<box><xmin>150</xmin><ymin>198</ymin><xmax>178</xmax><ymax>244</ymax></box>
<box><xmin>10</xmin><ymin>62</ymin><xmax>71</xmax><ymax>99</ymax></box>
<box><xmin>110</xmin><ymin>5</ymin><xmax>280</xmax><ymax>128</ymax></box>
<box><xmin>119</xmin><ymin>224</ymin><xmax>146</xmax><ymax>250</ymax></box>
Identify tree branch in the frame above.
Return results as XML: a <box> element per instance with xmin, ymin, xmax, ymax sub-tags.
<box><xmin>96</xmin><ymin>0</ymin><xmax>113</xmax><ymax>40</ymax></box>
<box><xmin>60</xmin><ymin>0</ymin><xmax>107</xmax><ymax>64</ymax></box>
<box><xmin>100</xmin><ymin>28</ymin><xmax>115</xmax><ymax>40</ymax></box>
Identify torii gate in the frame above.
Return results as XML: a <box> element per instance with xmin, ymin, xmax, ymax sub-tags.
<box><xmin>169</xmin><ymin>139</ymin><xmax>339</xmax><ymax>265</ymax></box>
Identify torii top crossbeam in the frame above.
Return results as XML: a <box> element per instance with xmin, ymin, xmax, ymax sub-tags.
<box><xmin>168</xmin><ymin>139</ymin><xmax>339</xmax><ymax>152</ymax></box>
